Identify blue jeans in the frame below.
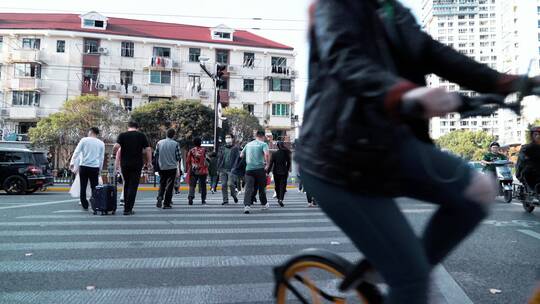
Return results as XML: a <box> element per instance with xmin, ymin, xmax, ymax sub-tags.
<box><xmin>301</xmin><ymin>137</ymin><xmax>488</xmax><ymax>304</ymax></box>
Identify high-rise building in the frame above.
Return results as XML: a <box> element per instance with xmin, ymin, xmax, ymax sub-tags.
<box><xmin>422</xmin><ymin>0</ymin><xmax>540</xmax><ymax>144</ymax></box>
<box><xmin>0</xmin><ymin>12</ymin><xmax>298</xmax><ymax>143</ymax></box>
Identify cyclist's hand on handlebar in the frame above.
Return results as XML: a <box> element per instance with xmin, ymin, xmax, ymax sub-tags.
<box><xmin>402</xmin><ymin>87</ymin><xmax>461</xmax><ymax>119</ymax></box>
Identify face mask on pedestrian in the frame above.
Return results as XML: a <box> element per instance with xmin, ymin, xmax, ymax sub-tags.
<box><xmin>225</xmin><ymin>137</ymin><xmax>232</xmax><ymax>145</ymax></box>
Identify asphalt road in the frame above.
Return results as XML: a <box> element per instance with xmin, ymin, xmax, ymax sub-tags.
<box><xmin>0</xmin><ymin>189</ymin><xmax>538</xmax><ymax>304</ymax></box>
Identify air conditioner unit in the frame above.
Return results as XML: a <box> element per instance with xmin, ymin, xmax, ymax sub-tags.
<box><xmin>97</xmin><ymin>83</ymin><xmax>109</xmax><ymax>91</ymax></box>
<box><xmin>109</xmin><ymin>84</ymin><xmax>120</xmax><ymax>92</ymax></box>
<box><xmin>290</xmin><ymin>70</ymin><xmax>298</xmax><ymax>78</ymax></box>
<box><xmin>199</xmin><ymin>90</ymin><xmax>209</xmax><ymax>98</ymax></box>
<box><xmin>172</xmin><ymin>61</ymin><xmax>181</xmax><ymax>68</ymax></box>
<box><xmin>229</xmin><ymin>91</ymin><xmax>236</xmax><ymax>99</ymax></box>
<box><xmin>228</xmin><ymin>66</ymin><xmax>237</xmax><ymax>73</ymax></box>
<box><xmin>97</xmin><ymin>47</ymin><xmax>109</xmax><ymax>55</ymax></box>
<box><xmin>132</xmin><ymin>85</ymin><xmax>141</xmax><ymax>93</ymax></box>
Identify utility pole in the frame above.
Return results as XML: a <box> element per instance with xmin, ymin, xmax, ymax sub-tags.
<box><xmin>199</xmin><ymin>57</ymin><xmax>226</xmax><ymax>152</ymax></box>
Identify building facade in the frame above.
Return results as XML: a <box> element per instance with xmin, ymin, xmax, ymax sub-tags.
<box><xmin>0</xmin><ymin>12</ymin><xmax>297</xmax><ymax>143</ymax></box>
<box><xmin>422</xmin><ymin>0</ymin><xmax>540</xmax><ymax>145</ymax></box>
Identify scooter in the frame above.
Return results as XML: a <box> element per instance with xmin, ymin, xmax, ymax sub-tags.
<box><xmin>492</xmin><ymin>160</ymin><xmax>514</xmax><ymax>203</ymax></box>
<box><xmin>513</xmin><ymin>181</ymin><xmax>540</xmax><ymax>213</ymax></box>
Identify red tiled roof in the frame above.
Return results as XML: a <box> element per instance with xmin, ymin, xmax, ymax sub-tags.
<box><xmin>0</xmin><ymin>13</ymin><xmax>294</xmax><ymax>50</ymax></box>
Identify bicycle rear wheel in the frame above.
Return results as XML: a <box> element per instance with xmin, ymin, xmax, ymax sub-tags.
<box><xmin>274</xmin><ymin>249</ymin><xmax>382</xmax><ymax>304</ymax></box>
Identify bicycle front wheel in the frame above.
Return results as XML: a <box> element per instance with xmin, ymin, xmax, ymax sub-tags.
<box><xmin>274</xmin><ymin>249</ymin><xmax>382</xmax><ymax>304</ymax></box>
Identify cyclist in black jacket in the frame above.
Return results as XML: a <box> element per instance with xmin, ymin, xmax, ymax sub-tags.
<box><xmin>297</xmin><ymin>0</ymin><xmax>540</xmax><ymax>303</ymax></box>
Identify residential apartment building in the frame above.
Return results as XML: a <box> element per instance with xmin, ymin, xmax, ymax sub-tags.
<box><xmin>422</xmin><ymin>0</ymin><xmax>540</xmax><ymax>144</ymax></box>
<box><xmin>0</xmin><ymin>12</ymin><xmax>297</xmax><ymax>142</ymax></box>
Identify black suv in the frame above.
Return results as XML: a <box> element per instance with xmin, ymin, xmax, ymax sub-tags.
<box><xmin>0</xmin><ymin>148</ymin><xmax>54</xmax><ymax>194</ymax></box>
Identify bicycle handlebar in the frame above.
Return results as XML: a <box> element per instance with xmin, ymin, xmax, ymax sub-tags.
<box><xmin>456</xmin><ymin>84</ymin><xmax>540</xmax><ymax>119</ymax></box>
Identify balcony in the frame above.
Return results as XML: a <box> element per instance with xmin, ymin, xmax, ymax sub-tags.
<box><xmin>268</xmin><ymin>65</ymin><xmax>296</xmax><ymax>77</ymax></box>
<box><xmin>8</xmin><ymin>78</ymin><xmax>43</xmax><ymax>91</ymax></box>
<box><xmin>268</xmin><ymin>91</ymin><xmax>294</xmax><ymax>102</ymax></box>
<box><xmin>144</xmin><ymin>56</ymin><xmax>181</xmax><ymax>71</ymax></box>
<box><xmin>7</xmin><ymin>49</ymin><xmax>44</xmax><ymax>63</ymax></box>
<box><xmin>267</xmin><ymin>115</ymin><xmax>293</xmax><ymax>128</ymax></box>
<box><xmin>144</xmin><ymin>84</ymin><xmax>172</xmax><ymax>97</ymax></box>
<box><xmin>9</xmin><ymin>107</ymin><xmax>38</xmax><ymax>120</ymax></box>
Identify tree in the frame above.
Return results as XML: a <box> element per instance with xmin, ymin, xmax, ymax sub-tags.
<box><xmin>130</xmin><ymin>100</ymin><xmax>214</xmax><ymax>148</ymax></box>
<box><xmin>222</xmin><ymin>108</ymin><xmax>263</xmax><ymax>146</ymax></box>
<box><xmin>436</xmin><ymin>130</ymin><xmax>496</xmax><ymax>160</ymax></box>
<box><xmin>29</xmin><ymin>95</ymin><xmax>129</xmax><ymax>166</ymax></box>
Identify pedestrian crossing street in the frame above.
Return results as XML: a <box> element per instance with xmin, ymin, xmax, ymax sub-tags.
<box><xmin>0</xmin><ymin>191</ymin><xmax>454</xmax><ymax>304</ymax></box>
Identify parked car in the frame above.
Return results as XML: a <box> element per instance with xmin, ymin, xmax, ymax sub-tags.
<box><xmin>0</xmin><ymin>148</ymin><xmax>54</xmax><ymax>194</ymax></box>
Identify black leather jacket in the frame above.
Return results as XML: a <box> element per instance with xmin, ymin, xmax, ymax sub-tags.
<box><xmin>516</xmin><ymin>144</ymin><xmax>540</xmax><ymax>186</ymax></box>
<box><xmin>296</xmin><ymin>0</ymin><xmax>518</xmax><ymax>194</ymax></box>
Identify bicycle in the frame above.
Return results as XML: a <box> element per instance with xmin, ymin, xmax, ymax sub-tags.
<box><xmin>273</xmin><ymin>85</ymin><xmax>540</xmax><ymax>304</ymax></box>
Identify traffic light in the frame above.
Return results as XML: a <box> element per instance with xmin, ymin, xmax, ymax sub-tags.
<box><xmin>216</xmin><ymin>64</ymin><xmax>227</xmax><ymax>89</ymax></box>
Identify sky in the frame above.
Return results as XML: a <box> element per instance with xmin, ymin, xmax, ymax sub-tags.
<box><xmin>0</xmin><ymin>0</ymin><xmax>422</xmax><ymax>114</ymax></box>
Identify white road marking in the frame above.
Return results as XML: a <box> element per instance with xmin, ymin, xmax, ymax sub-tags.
<box><xmin>517</xmin><ymin>229</ymin><xmax>540</xmax><ymax>240</ymax></box>
<box><xmin>434</xmin><ymin>265</ymin><xmax>474</xmax><ymax>304</ymax></box>
<box><xmin>0</xmin><ymin>199</ymin><xmax>78</xmax><ymax>210</ymax></box>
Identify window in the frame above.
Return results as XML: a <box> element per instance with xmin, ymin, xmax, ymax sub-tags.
<box><xmin>0</xmin><ymin>152</ymin><xmax>28</xmax><ymax>163</ymax></box>
<box><xmin>269</xmin><ymin>78</ymin><xmax>291</xmax><ymax>92</ymax></box>
<box><xmin>121</xmin><ymin>98</ymin><xmax>133</xmax><ymax>111</ymax></box>
<box><xmin>121</xmin><ymin>42</ymin><xmax>134</xmax><ymax>57</ymax></box>
<box><xmin>84</xmin><ymin>19</ymin><xmax>104</xmax><ymax>28</ymax></box>
<box><xmin>272</xmin><ymin>104</ymin><xmax>290</xmax><ymax>116</ymax></box>
<box><xmin>22</xmin><ymin>38</ymin><xmax>40</xmax><ymax>49</ymax></box>
<box><xmin>83</xmin><ymin>68</ymin><xmax>98</xmax><ymax>81</ymax></box>
<box><xmin>243</xmin><ymin>52</ymin><xmax>255</xmax><ymax>67</ymax></box>
<box><xmin>120</xmin><ymin>71</ymin><xmax>133</xmax><ymax>85</ymax></box>
<box><xmin>12</xmin><ymin>91</ymin><xmax>40</xmax><ymax>106</ymax></box>
<box><xmin>189</xmin><ymin>48</ymin><xmax>201</xmax><ymax>62</ymax></box>
<box><xmin>214</xmin><ymin>32</ymin><xmax>231</xmax><ymax>39</ymax></box>
<box><xmin>56</xmin><ymin>40</ymin><xmax>65</xmax><ymax>53</ymax></box>
<box><xmin>14</xmin><ymin>63</ymin><xmax>41</xmax><ymax>78</ymax></box>
<box><xmin>243</xmin><ymin>79</ymin><xmax>254</xmax><ymax>92</ymax></box>
<box><xmin>153</xmin><ymin>47</ymin><xmax>170</xmax><ymax>57</ymax></box>
<box><xmin>271</xmin><ymin>56</ymin><xmax>287</xmax><ymax>67</ymax></box>
<box><xmin>216</xmin><ymin>49</ymin><xmax>229</xmax><ymax>65</ymax></box>
<box><xmin>150</xmin><ymin>71</ymin><xmax>171</xmax><ymax>84</ymax></box>
<box><xmin>243</xmin><ymin>104</ymin><xmax>255</xmax><ymax>115</ymax></box>
<box><xmin>84</xmin><ymin>39</ymin><xmax>99</xmax><ymax>54</ymax></box>
<box><xmin>0</xmin><ymin>36</ymin><xmax>3</xmax><ymax>51</ymax></box>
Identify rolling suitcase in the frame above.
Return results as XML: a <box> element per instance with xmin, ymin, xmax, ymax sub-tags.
<box><xmin>90</xmin><ymin>174</ymin><xmax>117</xmax><ymax>215</ymax></box>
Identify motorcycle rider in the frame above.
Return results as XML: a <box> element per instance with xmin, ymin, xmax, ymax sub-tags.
<box><xmin>516</xmin><ymin>126</ymin><xmax>540</xmax><ymax>192</ymax></box>
<box><xmin>481</xmin><ymin>142</ymin><xmax>508</xmax><ymax>176</ymax></box>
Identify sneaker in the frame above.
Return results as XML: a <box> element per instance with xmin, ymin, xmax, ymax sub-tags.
<box><xmin>233</xmin><ymin>196</ymin><xmax>239</xmax><ymax>204</ymax></box>
<box><xmin>272</xmin><ymin>192</ymin><xmax>277</xmax><ymax>198</ymax></box>
<box><xmin>222</xmin><ymin>201</ymin><xmax>229</xmax><ymax>205</ymax></box>
<box><xmin>278</xmin><ymin>200</ymin><xmax>284</xmax><ymax>207</ymax></box>
<box><xmin>123</xmin><ymin>210</ymin><xmax>135</xmax><ymax>215</ymax></box>
<box><xmin>202</xmin><ymin>201</ymin><xmax>207</xmax><ymax>205</ymax></box>
<box><xmin>188</xmin><ymin>199</ymin><xmax>193</xmax><ymax>205</ymax></box>
<box><xmin>156</xmin><ymin>200</ymin><xmax>162</xmax><ymax>208</ymax></box>
<box><xmin>262</xmin><ymin>203</ymin><xmax>270</xmax><ymax>210</ymax></box>
<box><xmin>244</xmin><ymin>206</ymin><xmax>251</xmax><ymax>214</ymax></box>
<box><xmin>163</xmin><ymin>205</ymin><xmax>172</xmax><ymax>209</ymax></box>
<box><xmin>307</xmin><ymin>203</ymin><xmax>315</xmax><ymax>208</ymax></box>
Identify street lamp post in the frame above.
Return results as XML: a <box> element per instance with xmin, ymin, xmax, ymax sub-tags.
<box><xmin>199</xmin><ymin>56</ymin><xmax>219</xmax><ymax>152</ymax></box>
